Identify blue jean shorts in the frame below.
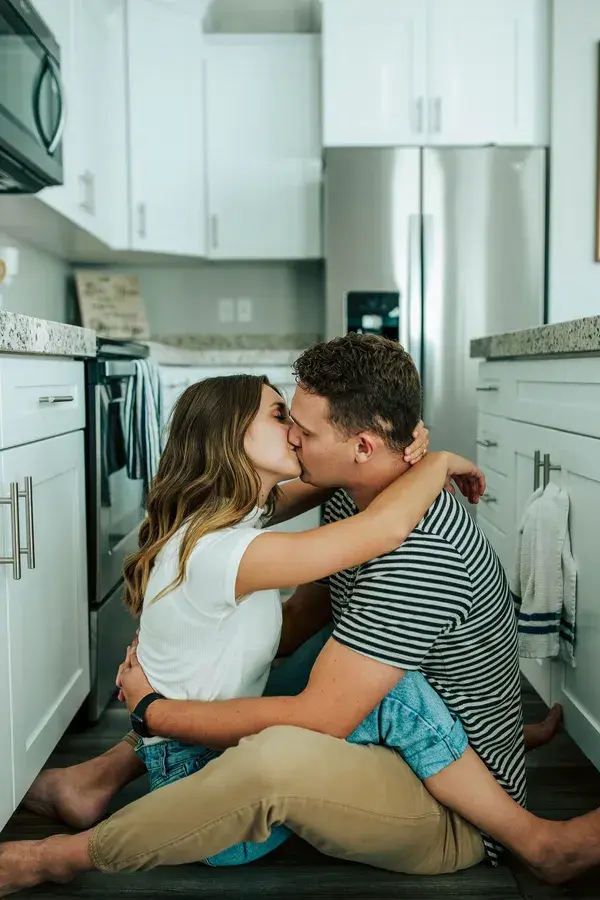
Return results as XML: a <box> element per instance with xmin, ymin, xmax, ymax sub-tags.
<box><xmin>136</xmin><ymin>624</ymin><xmax>467</xmax><ymax>866</ymax></box>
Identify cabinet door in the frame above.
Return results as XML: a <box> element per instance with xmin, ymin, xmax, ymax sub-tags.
<box><xmin>72</xmin><ymin>0</ymin><xmax>128</xmax><ymax>246</ymax></box>
<box><xmin>0</xmin><ymin>509</ymin><xmax>14</xmax><ymax>832</ymax></box>
<box><xmin>508</xmin><ymin>420</ymin><xmax>600</xmax><ymax>769</ymax></box>
<box><xmin>322</xmin><ymin>0</ymin><xmax>426</xmax><ymax>147</ymax></box>
<box><xmin>428</xmin><ymin>0</ymin><xmax>549</xmax><ymax>145</ymax></box>
<box><xmin>126</xmin><ymin>0</ymin><xmax>205</xmax><ymax>256</ymax></box>
<box><xmin>0</xmin><ymin>431</ymin><xmax>89</xmax><ymax>805</ymax></box>
<box><xmin>205</xmin><ymin>36</ymin><xmax>322</xmax><ymax>260</ymax></box>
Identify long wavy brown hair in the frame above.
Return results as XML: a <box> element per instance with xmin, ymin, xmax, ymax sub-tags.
<box><xmin>123</xmin><ymin>374</ymin><xmax>281</xmax><ymax>617</ymax></box>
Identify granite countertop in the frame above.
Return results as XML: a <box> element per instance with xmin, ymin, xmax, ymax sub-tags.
<box><xmin>470</xmin><ymin>315</ymin><xmax>600</xmax><ymax>360</ymax></box>
<box><xmin>0</xmin><ymin>310</ymin><xmax>96</xmax><ymax>358</ymax></box>
<box><xmin>145</xmin><ymin>342</ymin><xmax>306</xmax><ymax>367</ymax></box>
<box><xmin>145</xmin><ymin>333</ymin><xmax>319</xmax><ymax>367</ymax></box>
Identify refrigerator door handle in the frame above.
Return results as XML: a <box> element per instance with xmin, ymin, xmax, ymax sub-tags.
<box><xmin>407</xmin><ymin>213</ymin><xmax>422</xmax><ymax>368</ymax></box>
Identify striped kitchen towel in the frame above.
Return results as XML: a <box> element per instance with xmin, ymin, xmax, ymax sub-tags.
<box><xmin>125</xmin><ymin>359</ymin><xmax>162</xmax><ymax>499</ymax></box>
<box><xmin>511</xmin><ymin>483</ymin><xmax>577</xmax><ymax>667</ymax></box>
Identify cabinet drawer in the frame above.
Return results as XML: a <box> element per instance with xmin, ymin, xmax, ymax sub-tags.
<box><xmin>478</xmin><ymin>467</ymin><xmax>511</xmax><ymax>534</ymax></box>
<box><xmin>475</xmin><ymin>362</ymin><xmax>508</xmax><ymax>416</ymax></box>
<box><xmin>476</xmin><ymin>413</ymin><xmax>509</xmax><ymax>476</ymax></box>
<box><xmin>477</xmin><ymin>512</ymin><xmax>513</xmax><ymax>576</ymax></box>
<box><xmin>0</xmin><ymin>357</ymin><xmax>85</xmax><ymax>450</ymax></box>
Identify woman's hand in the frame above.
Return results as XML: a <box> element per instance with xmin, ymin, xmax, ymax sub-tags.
<box><xmin>404</xmin><ymin>420</ymin><xmax>429</xmax><ymax>465</ymax></box>
<box><xmin>119</xmin><ymin>643</ymin><xmax>155</xmax><ymax>713</ymax></box>
<box><xmin>443</xmin><ymin>452</ymin><xmax>486</xmax><ymax>504</ymax></box>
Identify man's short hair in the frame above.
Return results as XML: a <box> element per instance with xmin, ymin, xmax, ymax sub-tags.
<box><xmin>293</xmin><ymin>333</ymin><xmax>422</xmax><ymax>452</ymax></box>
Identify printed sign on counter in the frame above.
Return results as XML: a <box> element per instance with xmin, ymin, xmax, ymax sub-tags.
<box><xmin>74</xmin><ymin>271</ymin><xmax>151</xmax><ymax>340</ymax></box>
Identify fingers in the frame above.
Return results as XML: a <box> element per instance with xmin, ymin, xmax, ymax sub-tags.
<box><xmin>404</xmin><ymin>420</ymin><xmax>430</xmax><ymax>464</ymax></box>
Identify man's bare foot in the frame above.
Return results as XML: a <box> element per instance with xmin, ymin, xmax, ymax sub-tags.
<box><xmin>527</xmin><ymin>810</ymin><xmax>600</xmax><ymax>884</ymax></box>
<box><xmin>22</xmin><ymin>766</ymin><xmax>112</xmax><ymax>830</ymax></box>
<box><xmin>22</xmin><ymin>742</ymin><xmax>145</xmax><ymax>830</ymax></box>
<box><xmin>524</xmin><ymin>704</ymin><xmax>563</xmax><ymax>752</ymax></box>
<box><xmin>0</xmin><ymin>833</ymin><xmax>91</xmax><ymax>897</ymax></box>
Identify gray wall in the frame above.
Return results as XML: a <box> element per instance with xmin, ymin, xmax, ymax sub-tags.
<box><xmin>0</xmin><ymin>231</ymin><xmax>71</xmax><ymax>323</ymax></box>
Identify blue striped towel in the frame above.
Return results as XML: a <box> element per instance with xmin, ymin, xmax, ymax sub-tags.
<box><xmin>511</xmin><ymin>483</ymin><xmax>577</xmax><ymax>667</ymax></box>
<box><xmin>124</xmin><ymin>359</ymin><xmax>162</xmax><ymax>499</ymax></box>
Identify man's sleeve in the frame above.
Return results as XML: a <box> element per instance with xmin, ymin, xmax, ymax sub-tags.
<box><xmin>332</xmin><ymin>533</ymin><xmax>474</xmax><ymax>670</ymax></box>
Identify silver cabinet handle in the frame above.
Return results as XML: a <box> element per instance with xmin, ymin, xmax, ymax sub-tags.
<box><xmin>78</xmin><ymin>172</ymin><xmax>88</xmax><ymax>211</ymax></box>
<box><xmin>476</xmin><ymin>385</ymin><xmax>498</xmax><ymax>392</ymax></box>
<box><xmin>480</xmin><ymin>494</ymin><xmax>497</xmax><ymax>504</ymax></box>
<box><xmin>428</xmin><ymin>97</ymin><xmax>442</xmax><ymax>133</ymax></box>
<box><xmin>88</xmin><ymin>172</ymin><xmax>96</xmax><ymax>216</ymax></box>
<box><xmin>414</xmin><ymin>97</ymin><xmax>424</xmax><ymax>133</ymax></box>
<box><xmin>210</xmin><ymin>214</ymin><xmax>219</xmax><ymax>250</ymax></box>
<box><xmin>477</xmin><ymin>439</ymin><xmax>498</xmax><ymax>448</ymax></box>
<box><xmin>137</xmin><ymin>202</ymin><xmax>147</xmax><ymax>239</ymax></box>
<box><xmin>79</xmin><ymin>171</ymin><xmax>93</xmax><ymax>213</ymax></box>
<box><xmin>166</xmin><ymin>381</ymin><xmax>188</xmax><ymax>390</ymax></box>
<box><xmin>0</xmin><ymin>482</ymin><xmax>22</xmax><ymax>580</ymax></box>
<box><xmin>543</xmin><ymin>453</ymin><xmax>561</xmax><ymax>489</ymax></box>
<box><xmin>38</xmin><ymin>395</ymin><xmax>74</xmax><ymax>404</ymax></box>
<box><xmin>21</xmin><ymin>476</ymin><xmax>35</xmax><ymax>570</ymax></box>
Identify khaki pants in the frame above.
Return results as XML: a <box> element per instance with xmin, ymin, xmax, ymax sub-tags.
<box><xmin>90</xmin><ymin>726</ymin><xmax>485</xmax><ymax>875</ymax></box>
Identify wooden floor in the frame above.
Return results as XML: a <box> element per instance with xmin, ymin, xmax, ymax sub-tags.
<box><xmin>4</xmin><ymin>680</ymin><xmax>600</xmax><ymax>899</ymax></box>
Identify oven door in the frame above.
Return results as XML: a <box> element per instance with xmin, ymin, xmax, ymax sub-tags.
<box><xmin>0</xmin><ymin>0</ymin><xmax>64</xmax><ymax>191</ymax></box>
<box><xmin>89</xmin><ymin>360</ymin><xmax>146</xmax><ymax>606</ymax></box>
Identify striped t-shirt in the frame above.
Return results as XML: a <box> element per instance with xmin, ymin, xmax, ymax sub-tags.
<box><xmin>322</xmin><ymin>488</ymin><xmax>526</xmax><ymax>862</ymax></box>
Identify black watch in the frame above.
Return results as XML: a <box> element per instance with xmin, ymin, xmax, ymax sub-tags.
<box><xmin>130</xmin><ymin>692</ymin><xmax>165</xmax><ymax>738</ymax></box>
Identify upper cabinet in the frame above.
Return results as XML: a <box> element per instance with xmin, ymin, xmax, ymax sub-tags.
<box><xmin>36</xmin><ymin>0</ymin><xmax>128</xmax><ymax>246</ymax></box>
<box><xmin>322</xmin><ymin>0</ymin><xmax>550</xmax><ymax>147</ymax></box>
<box><xmin>125</xmin><ymin>0</ymin><xmax>205</xmax><ymax>256</ymax></box>
<box><xmin>323</xmin><ymin>0</ymin><xmax>427</xmax><ymax>147</ymax></box>
<box><xmin>204</xmin><ymin>35</ymin><xmax>322</xmax><ymax>260</ymax></box>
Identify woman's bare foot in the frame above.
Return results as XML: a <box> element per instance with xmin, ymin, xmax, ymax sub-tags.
<box><xmin>524</xmin><ymin>704</ymin><xmax>563</xmax><ymax>752</ymax></box>
<box><xmin>22</xmin><ymin>741</ymin><xmax>145</xmax><ymax>830</ymax></box>
<box><xmin>0</xmin><ymin>833</ymin><xmax>91</xmax><ymax>897</ymax></box>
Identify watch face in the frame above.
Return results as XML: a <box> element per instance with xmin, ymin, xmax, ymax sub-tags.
<box><xmin>130</xmin><ymin>712</ymin><xmax>145</xmax><ymax>736</ymax></box>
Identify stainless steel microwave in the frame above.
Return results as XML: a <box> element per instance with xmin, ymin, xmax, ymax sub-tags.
<box><xmin>0</xmin><ymin>0</ymin><xmax>64</xmax><ymax>193</ymax></box>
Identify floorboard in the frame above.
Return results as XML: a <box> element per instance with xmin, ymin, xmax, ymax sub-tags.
<box><xmin>3</xmin><ymin>679</ymin><xmax>599</xmax><ymax>899</ymax></box>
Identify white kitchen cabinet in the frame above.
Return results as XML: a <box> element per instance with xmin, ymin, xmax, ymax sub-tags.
<box><xmin>0</xmin><ymin>430</ymin><xmax>89</xmax><ymax>809</ymax></box>
<box><xmin>476</xmin><ymin>358</ymin><xmax>600</xmax><ymax>771</ymax></box>
<box><xmin>0</xmin><ymin>505</ymin><xmax>13</xmax><ymax>832</ymax></box>
<box><xmin>126</xmin><ymin>0</ymin><xmax>205</xmax><ymax>256</ymax></box>
<box><xmin>36</xmin><ymin>0</ymin><xmax>128</xmax><ymax>247</ymax></box>
<box><xmin>322</xmin><ymin>0</ymin><xmax>549</xmax><ymax>147</ymax></box>
<box><xmin>204</xmin><ymin>35</ymin><xmax>322</xmax><ymax>260</ymax></box>
<box><xmin>428</xmin><ymin>0</ymin><xmax>549</xmax><ymax>146</ymax></box>
<box><xmin>322</xmin><ymin>0</ymin><xmax>426</xmax><ymax>147</ymax></box>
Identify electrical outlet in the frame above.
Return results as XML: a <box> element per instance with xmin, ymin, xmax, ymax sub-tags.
<box><xmin>237</xmin><ymin>298</ymin><xmax>252</xmax><ymax>323</ymax></box>
<box><xmin>218</xmin><ymin>298</ymin><xmax>235</xmax><ymax>323</ymax></box>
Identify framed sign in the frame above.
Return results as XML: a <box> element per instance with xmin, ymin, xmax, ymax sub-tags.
<box><xmin>75</xmin><ymin>271</ymin><xmax>150</xmax><ymax>340</ymax></box>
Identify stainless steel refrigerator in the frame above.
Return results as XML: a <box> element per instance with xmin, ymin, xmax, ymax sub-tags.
<box><xmin>324</xmin><ymin>147</ymin><xmax>547</xmax><ymax>466</ymax></box>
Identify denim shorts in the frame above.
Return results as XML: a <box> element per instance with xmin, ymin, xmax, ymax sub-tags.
<box><xmin>136</xmin><ymin>624</ymin><xmax>467</xmax><ymax>866</ymax></box>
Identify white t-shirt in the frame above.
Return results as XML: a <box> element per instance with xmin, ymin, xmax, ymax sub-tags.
<box><xmin>136</xmin><ymin>509</ymin><xmax>282</xmax><ymax>735</ymax></box>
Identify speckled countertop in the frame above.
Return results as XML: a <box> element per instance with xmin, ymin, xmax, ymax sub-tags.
<box><xmin>0</xmin><ymin>310</ymin><xmax>96</xmax><ymax>358</ymax></box>
<box><xmin>470</xmin><ymin>315</ymin><xmax>600</xmax><ymax>360</ymax></box>
<box><xmin>146</xmin><ymin>333</ymin><xmax>319</xmax><ymax>366</ymax></box>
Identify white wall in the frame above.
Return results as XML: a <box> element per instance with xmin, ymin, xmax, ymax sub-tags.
<box><xmin>548</xmin><ymin>0</ymin><xmax>600</xmax><ymax>323</ymax></box>
<box><xmin>0</xmin><ymin>232</ymin><xmax>71</xmax><ymax>322</ymax></box>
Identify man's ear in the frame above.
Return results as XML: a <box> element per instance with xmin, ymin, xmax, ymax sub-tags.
<box><xmin>354</xmin><ymin>432</ymin><xmax>378</xmax><ymax>463</ymax></box>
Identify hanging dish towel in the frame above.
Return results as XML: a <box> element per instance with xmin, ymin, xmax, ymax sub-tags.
<box><xmin>511</xmin><ymin>482</ymin><xmax>577</xmax><ymax>667</ymax></box>
<box><xmin>124</xmin><ymin>359</ymin><xmax>162</xmax><ymax>499</ymax></box>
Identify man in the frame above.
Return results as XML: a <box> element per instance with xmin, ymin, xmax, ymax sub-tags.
<box><xmin>0</xmin><ymin>335</ymin><xmax>593</xmax><ymax>894</ymax></box>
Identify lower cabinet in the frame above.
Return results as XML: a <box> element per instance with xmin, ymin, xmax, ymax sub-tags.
<box><xmin>477</xmin><ymin>402</ymin><xmax>600</xmax><ymax>771</ymax></box>
<box><xmin>0</xmin><ymin>430</ymin><xmax>89</xmax><ymax>827</ymax></box>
